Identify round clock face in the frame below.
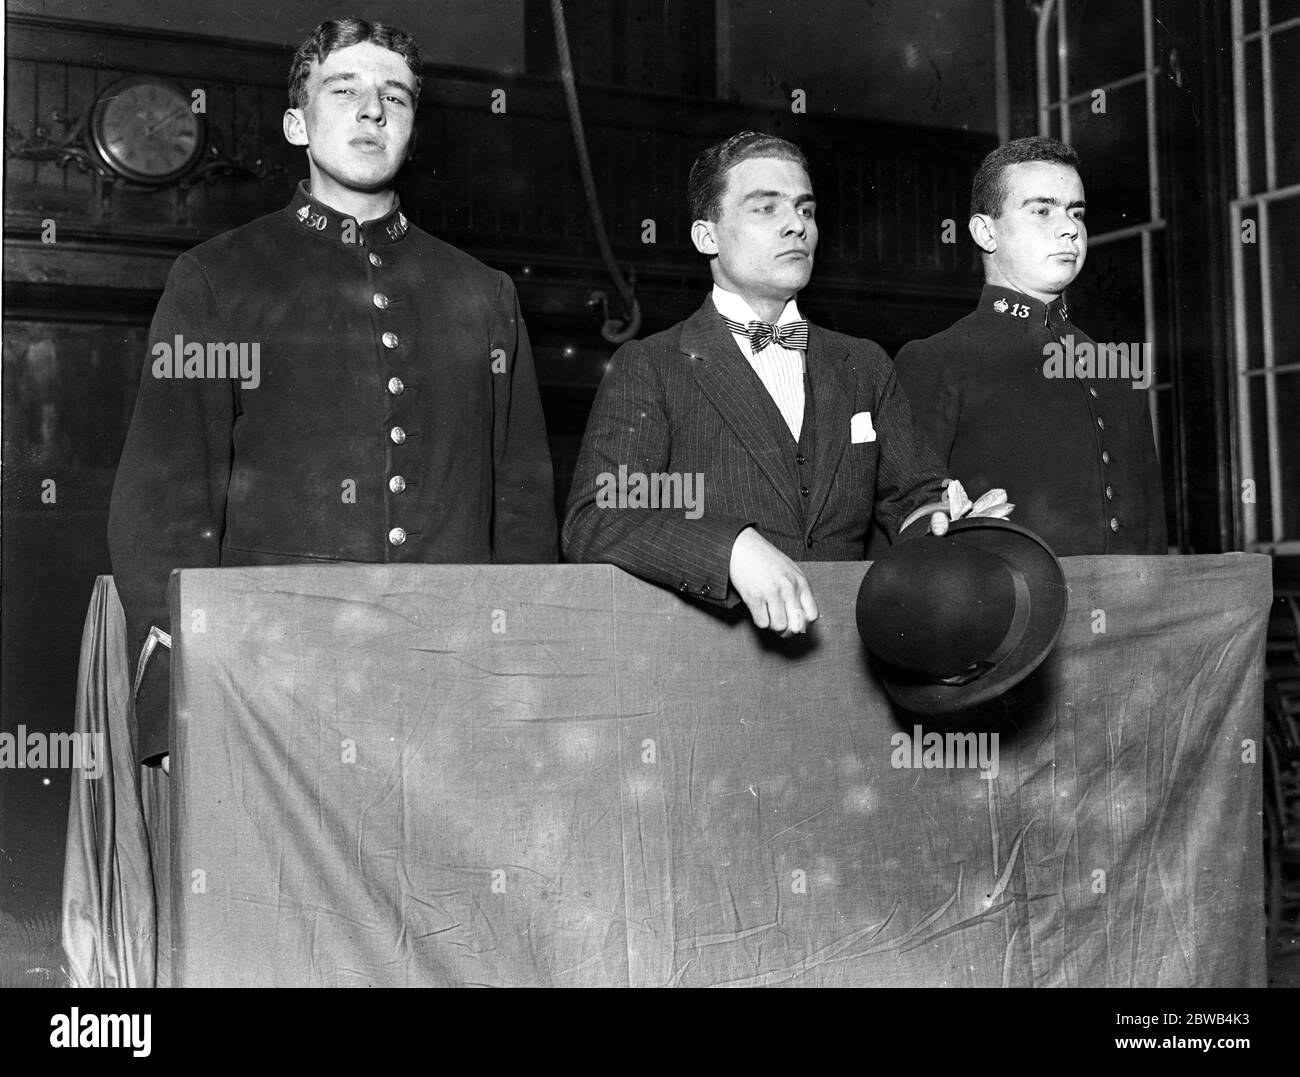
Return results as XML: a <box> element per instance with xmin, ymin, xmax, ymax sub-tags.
<box><xmin>91</xmin><ymin>77</ymin><xmax>204</xmax><ymax>184</ymax></box>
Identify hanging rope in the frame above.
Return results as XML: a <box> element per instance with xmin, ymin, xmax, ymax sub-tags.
<box><xmin>549</xmin><ymin>0</ymin><xmax>642</xmax><ymax>344</ymax></box>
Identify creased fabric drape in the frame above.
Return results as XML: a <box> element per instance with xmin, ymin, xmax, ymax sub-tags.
<box><xmin>158</xmin><ymin>557</ymin><xmax>1268</xmax><ymax>987</ymax></box>
<box><xmin>62</xmin><ymin>576</ymin><xmax>170</xmax><ymax>988</ymax></box>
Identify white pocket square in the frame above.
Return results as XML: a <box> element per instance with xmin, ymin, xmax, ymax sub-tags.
<box><xmin>850</xmin><ymin>411</ymin><xmax>877</xmax><ymax>443</ymax></box>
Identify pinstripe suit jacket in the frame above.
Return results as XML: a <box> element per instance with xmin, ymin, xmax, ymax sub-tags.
<box><xmin>562</xmin><ymin>298</ymin><xmax>949</xmax><ymax>608</ymax></box>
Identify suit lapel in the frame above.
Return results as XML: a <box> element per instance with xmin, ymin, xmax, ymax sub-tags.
<box><xmin>680</xmin><ymin>300</ymin><xmax>803</xmax><ymax>519</ymax></box>
<box><xmin>804</xmin><ymin>326</ymin><xmax>854</xmax><ymax>530</ymax></box>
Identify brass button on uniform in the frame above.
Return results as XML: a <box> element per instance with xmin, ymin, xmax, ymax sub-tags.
<box><xmin>382</xmin><ymin>331</ymin><xmax>400</xmax><ymax>349</ymax></box>
<box><xmin>1096</xmin><ymin>417</ymin><xmax>1106</xmax><ymax>430</ymax></box>
<box><xmin>1109</xmin><ymin>517</ymin><xmax>1120</xmax><ymax>533</ymax></box>
<box><xmin>678</xmin><ymin>581</ymin><xmax>689</xmax><ymax>593</ymax></box>
<box><xmin>387</xmin><ymin>376</ymin><xmax>405</xmax><ymax>395</ymax></box>
<box><xmin>389</xmin><ymin>475</ymin><xmax>406</xmax><ymax>494</ymax></box>
<box><xmin>390</xmin><ymin>426</ymin><xmax>406</xmax><ymax>444</ymax></box>
<box><xmin>1101</xmin><ymin>450</ymin><xmax>1111</xmax><ymax>464</ymax></box>
<box><xmin>388</xmin><ymin>526</ymin><xmax>407</xmax><ymax>546</ymax></box>
<box><xmin>373</xmin><ymin>293</ymin><xmax>390</xmax><ymax>310</ymax></box>
<box><xmin>699</xmin><ymin>584</ymin><xmax>711</xmax><ymax>597</ymax></box>
<box><xmin>1105</xmin><ymin>485</ymin><xmax>1114</xmax><ymax>500</ymax></box>
<box><xmin>369</xmin><ymin>252</ymin><xmax>383</xmax><ymax>267</ymax></box>
<box><xmin>1088</xmin><ymin>386</ymin><xmax>1099</xmax><ymax>398</ymax></box>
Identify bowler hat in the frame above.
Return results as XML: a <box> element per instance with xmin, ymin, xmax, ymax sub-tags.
<box><xmin>856</xmin><ymin>517</ymin><xmax>1067</xmax><ymax>713</ymax></box>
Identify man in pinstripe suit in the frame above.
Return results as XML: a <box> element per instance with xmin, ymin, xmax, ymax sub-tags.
<box><xmin>563</xmin><ymin>132</ymin><xmax>1011</xmax><ymax>636</ymax></box>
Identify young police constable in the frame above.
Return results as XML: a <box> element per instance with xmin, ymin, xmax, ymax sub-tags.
<box><xmin>109</xmin><ymin>19</ymin><xmax>556</xmax><ymax>771</ymax></box>
<box><xmin>893</xmin><ymin>137</ymin><xmax>1166</xmax><ymax>556</ymax></box>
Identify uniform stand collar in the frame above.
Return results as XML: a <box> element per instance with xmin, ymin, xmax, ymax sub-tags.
<box><xmin>287</xmin><ymin>181</ymin><xmax>411</xmax><ymax>246</ymax></box>
<box><xmin>978</xmin><ymin>284</ymin><xmax>1070</xmax><ymax>329</ymax></box>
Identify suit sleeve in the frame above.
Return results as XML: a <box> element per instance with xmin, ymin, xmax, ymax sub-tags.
<box><xmin>490</xmin><ymin>271</ymin><xmax>557</xmax><ymax>563</ymax></box>
<box><xmin>868</xmin><ymin>353</ymin><xmax>951</xmax><ymax>540</ymax></box>
<box><xmin>561</xmin><ymin>341</ymin><xmax>754</xmax><ymax>605</ymax></box>
<box><xmin>892</xmin><ymin>338</ymin><xmax>960</xmax><ymax>467</ymax></box>
<box><xmin>107</xmin><ymin>254</ymin><xmax>236</xmax><ymax>765</ymax></box>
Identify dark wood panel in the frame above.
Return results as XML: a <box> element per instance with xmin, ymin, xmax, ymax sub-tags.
<box><xmin>524</xmin><ymin>0</ymin><xmax>716</xmax><ymax>97</ymax></box>
<box><xmin>1159</xmin><ymin>0</ymin><xmax>1238</xmax><ymax>555</ymax></box>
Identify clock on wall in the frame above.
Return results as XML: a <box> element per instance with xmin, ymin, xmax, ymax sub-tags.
<box><xmin>89</xmin><ymin>76</ymin><xmax>205</xmax><ymax>185</ymax></box>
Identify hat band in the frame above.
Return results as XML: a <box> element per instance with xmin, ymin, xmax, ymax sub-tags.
<box><xmin>931</xmin><ymin>567</ymin><xmax>1032</xmax><ymax>686</ymax></box>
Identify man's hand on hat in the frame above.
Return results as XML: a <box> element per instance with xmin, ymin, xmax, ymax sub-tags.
<box><xmin>914</xmin><ymin>479</ymin><xmax>1015</xmax><ymax>537</ymax></box>
<box><xmin>728</xmin><ymin>526</ymin><xmax>819</xmax><ymax>637</ymax></box>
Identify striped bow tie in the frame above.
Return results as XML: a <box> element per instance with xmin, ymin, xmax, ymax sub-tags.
<box><xmin>722</xmin><ymin>317</ymin><xmax>809</xmax><ymax>353</ymax></box>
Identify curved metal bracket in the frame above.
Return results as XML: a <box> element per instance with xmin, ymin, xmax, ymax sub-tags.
<box><xmin>586</xmin><ymin>281</ymin><xmax>642</xmax><ymax>346</ymax></box>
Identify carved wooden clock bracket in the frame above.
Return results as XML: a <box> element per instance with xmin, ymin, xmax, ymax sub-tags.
<box><xmin>6</xmin><ymin>76</ymin><xmax>285</xmax><ymax>221</ymax></box>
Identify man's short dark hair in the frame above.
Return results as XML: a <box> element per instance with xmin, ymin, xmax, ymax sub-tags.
<box><xmin>288</xmin><ymin>17</ymin><xmax>423</xmax><ymax>109</ymax></box>
<box><xmin>969</xmin><ymin>136</ymin><xmax>1080</xmax><ymax>219</ymax></box>
<box><xmin>688</xmin><ymin>131</ymin><xmax>809</xmax><ymax>223</ymax></box>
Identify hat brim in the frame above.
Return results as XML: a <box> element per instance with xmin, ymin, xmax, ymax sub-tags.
<box><xmin>870</xmin><ymin>517</ymin><xmax>1068</xmax><ymax>715</ymax></box>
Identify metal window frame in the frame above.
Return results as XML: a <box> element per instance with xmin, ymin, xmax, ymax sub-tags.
<box><xmin>1230</xmin><ymin>0</ymin><xmax>1296</xmax><ymax>546</ymax></box>
<box><xmin>1035</xmin><ymin>0</ymin><xmax>1168</xmax><ymax>460</ymax></box>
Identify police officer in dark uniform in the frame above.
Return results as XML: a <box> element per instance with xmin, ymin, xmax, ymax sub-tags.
<box><xmin>893</xmin><ymin>137</ymin><xmax>1166</xmax><ymax>557</ymax></box>
<box><xmin>108</xmin><ymin>18</ymin><xmax>556</xmax><ymax>771</ymax></box>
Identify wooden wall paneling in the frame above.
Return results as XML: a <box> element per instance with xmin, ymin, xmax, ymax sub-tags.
<box><xmin>6</xmin><ymin>59</ymin><xmax>37</xmax><ymax>194</ymax></box>
<box><xmin>35</xmin><ymin>57</ymin><xmax>68</xmax><ymax>199</ymax></box>
<box><xmin>521</xmin><ymin>118</ymin><xmax>549</xmax><ymax>240</ymax></box>
<box><xmin>63</xmin><ymin>61</ymin><xmax>100</xmax><ymax>212</ymax></box>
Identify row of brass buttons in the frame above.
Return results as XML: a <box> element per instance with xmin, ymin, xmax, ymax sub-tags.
<box><xmin>1086</xmin><ymin>383</ymin><xmax>1121</xmax><ymax>534</ymax></box>
<box><xmin>370</xmin><ymin>266</ymin><xmax>407</xmax><ymax>548</ymax></box>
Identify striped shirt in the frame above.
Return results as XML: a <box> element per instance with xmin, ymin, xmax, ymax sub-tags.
<box><xmin>711</xmin><ymin>285</ymin><xmax>806</xmax><ymax>441</ymax></box>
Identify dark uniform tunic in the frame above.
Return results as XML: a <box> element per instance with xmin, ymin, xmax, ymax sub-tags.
<box><xmin>893</xmin><ymin>284</ymin><xmax>1167</xmax><ymax>557</ymax></box>
<box><xmin>109</xmin><ymin>182</ymin><xmax>556</xmax><ymax>763</ymax></box>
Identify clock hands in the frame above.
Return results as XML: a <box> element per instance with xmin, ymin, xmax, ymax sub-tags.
<box><xmin>142</xmin><ymin>106</ymin><xmax>191</xmax><ymax>138</ymax></box>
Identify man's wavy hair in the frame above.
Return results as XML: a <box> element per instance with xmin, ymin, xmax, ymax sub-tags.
<box><xmin>688</xmin><ymin>131</ymin><xmax>809</xmax><ymax>223</ymax></box>
<box><xmin>287</xmin><ymin>17</ymin><xmax>423</xmax><ymax>109</ymax></box>
<box><xmin>969</xmin><ymin>136</ymin><xmax>1080</xmax><ymax>219</ymax></box>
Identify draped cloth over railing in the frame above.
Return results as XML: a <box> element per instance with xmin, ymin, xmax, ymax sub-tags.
<box><xmin>144</xmin><ymin>557</ymin><xmax>1267</xmax><ymax>987</ymax></box>
<box><xmin>61</xmin><ymin>577</ymin><xmax>170</xmax><ymax>988</ymax></box>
